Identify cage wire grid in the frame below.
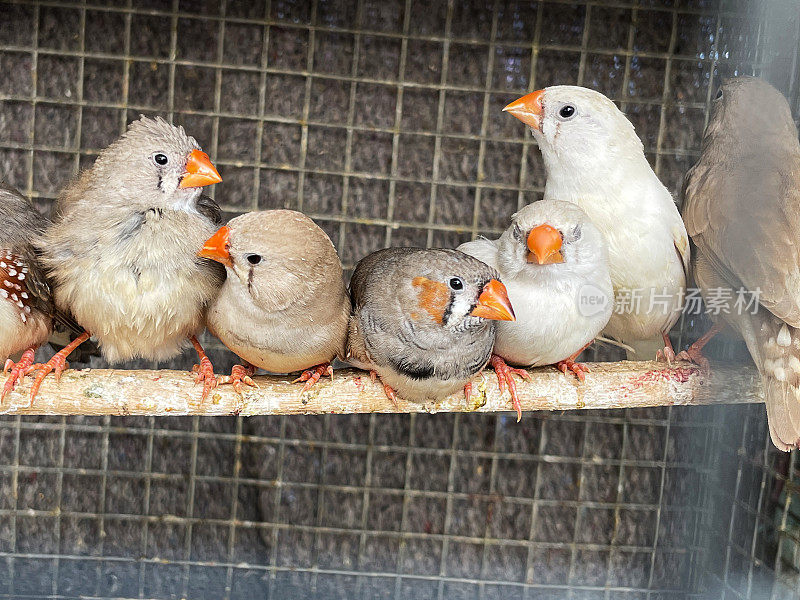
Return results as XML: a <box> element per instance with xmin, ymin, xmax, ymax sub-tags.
<box><xmin>0</xmin><ymin>0</ymin><xmax>799</xmax><ymax>598</ymax></box>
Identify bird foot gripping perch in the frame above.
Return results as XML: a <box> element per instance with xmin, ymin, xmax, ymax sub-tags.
<box><xmin>656</xmin><ymin>333</ymin><xmax>677</xmax><ymax>365</ymax></box>
<box><xmin>463</xmin><ymin>376</ymin><xmax>488</xmax><ymax>411</ymax></box>
<box><xmin>675</xmin><ymin>345</ymin><xmax>711</xmax><ymax>375</ymax></box>
<box><xmin>369</xmin><ymin>370</ymin><xmax>399</xmax><ymax>409</ymax></box>
<box><xmin>27</xmin><ymin>332</ymin><xmax>91</xmax><ymax>405</ymax></box>
<box><xmin>2</xmin><ymin>348</ymin><xmax>36</xmax><ymax>401</ymax></box>
<box><xmin>554</xmin><ymin>340</ymin><xmax>593</xmax><ymax>383</ymax></box>
<box><xmin>556</xmin><ymin>358</ymin><xmax>590</xmax><ymax>382</ymax></box>
<box><xmin>293</xmin><ymin>363</ymin><xmax>334</xmax><ymax>393</ymax></box>
<box><xmin>490</xmin><ymin>354</ymin><xmax>531</xmax><ymax>422</ymax></box>
<box><xmin>218</xmin><ymin>363</ymin><xmax>259</xmax><ymax>396</ymax></box>
<box><xmin>190</xmin><ymin>335</ymin><xmax>218</xmax><ymax>403</ymax></box>
<box><xmin>674</xmin><ymin>322</ymin><xmax>722</xmax><ymax>376</ymax></box>
<box><xmin>464</xmin><ymin>380</ymin><xmax>474</xmax><ymax>405</ymax></box>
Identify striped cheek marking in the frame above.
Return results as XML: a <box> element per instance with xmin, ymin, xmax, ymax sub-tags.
<box><xmin>0</xmin><ymin>251</ymin><xmax>32</xmax><ymax>325</ymax></box>
<box><xmin>412</xmin><ymin>276</ymin><xmax>449</xmax><ymax>324</ymax></box>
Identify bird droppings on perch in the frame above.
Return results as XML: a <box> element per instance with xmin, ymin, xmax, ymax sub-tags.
<box><xmin>0</xmin><ymin>361</ymin><xmax>762</xmax><ymax>416</ymax></box>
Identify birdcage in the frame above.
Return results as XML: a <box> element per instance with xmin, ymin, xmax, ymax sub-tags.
<box><xmin>0</xmin><ymin>0</ymin><xmax>798</xmax><ymax>598</ymax></box>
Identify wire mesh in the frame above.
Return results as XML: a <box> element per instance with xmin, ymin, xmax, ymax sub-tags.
<box><xmin>0</xmin><ymin>0</ymin><xmax>799</xmax><ymax>598</ymax></box>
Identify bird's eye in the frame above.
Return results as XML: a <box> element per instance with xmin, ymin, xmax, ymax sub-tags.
<box><xmin>714</xmin><ymin>88</ymin><xmax>723</xmax><ymax>100</ymax></box>
<box><xmin>153</xmin><ymin>153</ymin><xmax>169</xmax><ymax>166</ymax></box>
<box><xmin>558</xmin><ymin>104</ymin><xmax>576</xmax><ymax>119</ymax></box>
<box><xmin>572</xmin><ymin>224</ymin><xmax>582</xmax><ymax>240</ymax></box>
<box><xmin>246</xmin><ymin>254</ymin><xmax>262</xmax><ymax>265</ymax></box>
<box><xmin>448</xmin><ymin>277</ymin><xmax>463</xmax><ymax>290</ymax></box>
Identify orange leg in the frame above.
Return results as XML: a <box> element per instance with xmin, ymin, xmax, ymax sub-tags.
<box><xmin>218</xmin><ymin>362</ymin><xmax>258</xmax><ymax>396</ymax></box>
<box><xmin>676</xmin><ymin>322</ymin><xmax>722</xmax><ymax>374</ymax></box>
<box><xmin>464</xmin><ymin>380</ymin><xmax>473</xmax><ymax>405</ymax></box>
<box><xmin>656</xmin><ymin>332</ymin><xmax>676</xmax><ymax>364</ymax></box>
<box><xmin>382</xmin><ymin>383</ymin><xmax>400</xmax><ymax>408</ymax></box>
<box><xmin>2</xmin><ymin>348</ymin><xmax>37</xmax><ymax>402</ymax></box>
<box><xmin>293</xmin><ymin>362</ymin><xmax>334</xmax><ymax>393</ymax></box>
<box><xmin>555</xmin><ymin>342</ymin><xmax>592</xmax><ymax>383</ymax></box>
<box><xmin>556</xmin><ymin>358</ymin><xmax>590</xmax><ymax>381</ymax></box>
<box><xmin>190</xmin><ymin>335</ymin><xmax>218</xmax><ymax>403</ymax></box>
<box><xmin>370</xmin><ymin>370</ymin><xmax>399</xmax><ymax>409</ymax></box>
<box><xmin>28</xmin><ymin>332</ymin><xmax>91</xmax><ymax>405</ymax></box>
<box><xmin>490</xmin><ymin>354</ymin><xmax>531</xmax><ymax>423</ymax></box>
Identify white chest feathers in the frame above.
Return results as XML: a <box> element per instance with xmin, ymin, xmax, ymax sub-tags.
<box><xmin>53</xmin><ymin>210</ymin><xmax>222</xmax><ymax>363</ymax></box>
<box><xmin>494</xmin><ymin>270</ymin><xmax>613</xmax><ymax>367</ymax></box>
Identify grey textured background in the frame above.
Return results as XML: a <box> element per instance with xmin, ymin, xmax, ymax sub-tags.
<box><xmin>0</xmin><ymin>0</ymin><xmax>799</xmax><ymax>598</ymax></box>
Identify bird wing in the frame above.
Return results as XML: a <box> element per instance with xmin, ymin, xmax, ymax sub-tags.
<box><xmin>0</xmin><ymin>184</ymin><xmax>54</xmax><ymax>316</ymax></box>
<box><xmin>345</xmin><ymin>249</ymin><xmax>391</xmax><ymax>368</ymax></box>
<box><xmin>197</xmin><ymin>194</ymin><xmax>223</xmax><ymax>225</ymax></box>
<box><xmin>53</xmin><ymin>170</ymin><xmax>93</xmax><ymax>216</ymax></box>
<box><xmin>683</xmin><ymin>156</ymin><xmax>800</xmax><ymax>327</ymax></box>
<box><xmin>20</xmin><ymin>245</ymin><xmax>54</xmax><ymax>317</ymax></box>
<box><xmin>671</xmin><ymin>221</ymin><xmax>690</xmax><ymax>283</ymax></box>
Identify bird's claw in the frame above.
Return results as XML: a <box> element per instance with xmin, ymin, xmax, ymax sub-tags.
<box><xmin>2</xmin><ymin>349</ymin><xmax>36</xmax><ymax>402</ymax></box>
<box><xmin>656</xmin><ymin>333</ymin><xmax>676</xmax><ymax>365</ymax></box>
<box><xmin>189</xmin><ymin>335</ymin><xmax>219</xmax><ymax>403</ymax></box>
<box><xmin>383</xmin><ymin>383</ymin><xmax>400</xmax><ymax>409</ymax></box>
<box><xmin>191</xmin><ymin>356</ymin><xmax>218</xmax><ymax>402</ymax></box>
<box><xmin>556</xmin><ymin>359</ymin><xmax>589</xmax><ymax>382</ymax></box>
<box><xmin>219</xmin><ymin>363</ymin><xmax>258</xmax><ymax>396</ymax></box>
<box><xmin>293</xmin><ymin>363</ymin><xmax>334</xmax><ymax>393</ymax></box>
<box><xmin>676</xmin><ymin>347</ymin><xmax>711</xmax><ymax>375</ymax></box>
<box><xmin>656</xmin><ymin>346</ymin><xmax>676</xmax><ymax>365</ymax></box>
<box><xmin>20</xmin><ymin>331</ymin><xmax>90</xmax><ymax>406</ymax></box>
<box><xmin>368</xmin><ymin>370</ymin><xmax>399</xmax><ymax>409</ymax></box>
<box><xmin>28</xmin><ymin>353</ymin><xmax>71</xmax><ymax>406</ymax></box>
<box><xmin>490</xmin><ymin>355</ymin><xmax>529</xmax><ymax>422</ymax></box>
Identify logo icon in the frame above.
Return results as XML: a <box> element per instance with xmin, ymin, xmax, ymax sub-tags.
<box><xmin>577</xmin><ymin>283</ymin><xmax>610</xmax><ymax>318</ymax></box>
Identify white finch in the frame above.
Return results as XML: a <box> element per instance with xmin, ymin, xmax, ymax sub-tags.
<box><xmin>37</xmin><ymin>116</ymin><xmax>225</xmax><ymax>401</ymax></box>
<box><xmin>682</xmin><ymin>76</ymin><xmax>800</xmax><ymax>451</ymax></box>
<box><xmin>504</xmin><ymin>86</ymin><xmax>689</xmax><ymax>359</ymax></box>
<box><xmin>345</xmin><ymin>248</ymin><xmax>515</xmax><ymax>404</ymax></box>
<box><xmin>198</xmin><ymin>210</ymin><xmax>351</xmax><ymax>394</ymax></box>
<box><xmin>460</xmin><ymin>199</ymin><xmax>613</xmax><ymax>419</ymax></box>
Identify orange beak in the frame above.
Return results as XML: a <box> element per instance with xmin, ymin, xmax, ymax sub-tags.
<box><xmin>527</xmin><ymin>223</ymin><xmax>563</xmax><ymax>265</ymax></box>
<box><xmin>503</xmin><ymin>89</ymin><xmax>545</xmax><ymax>131</ymax></box>
<box><xmin>179</xmin><ymin>149</ymin><xmax>222</xmax><ymax>188</ymax></box>
<box><xmin>471</xmin><ymin>279</ymin><xmax>515</xmax><ymax>322</ymax></box>
<box><xmin>198</xmin><ymin>226</ymin><xmax>233</xmax><ymax>267</ymax></box>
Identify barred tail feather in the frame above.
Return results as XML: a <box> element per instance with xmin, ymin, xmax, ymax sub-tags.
<box><xmin>752</xmin><ymin>317</ymin><xmax>800</xmax><ymax>451</ymax></box>
<box><xmin>763</xmin><ymin>377</ymin><xmax>800</xmax><ymax>451</ymax></box>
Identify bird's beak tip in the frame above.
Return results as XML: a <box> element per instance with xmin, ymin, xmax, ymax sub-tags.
<box><xmin>180</xmin><ymin>149</ymin><xmax>222</xmax><ymax>189</ymax></box>
<box><xmin>471</xmin><ymin>279</ymin><xmax>515</xmax><ymax>322</ymax></box>
<box><xmin>503</xmin><ymin>90</ymin><xmax>545</xmax><ymax>129</ymax></box>
<box><xmin>198</xmin><ymin>225</ymin><xmax>233</xmax><ymax>267</ymax></box>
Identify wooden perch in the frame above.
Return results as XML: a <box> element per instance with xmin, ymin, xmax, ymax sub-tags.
<box><xmin>0</xmin><ymin>361</ymin><xmax>763</xmax><ymax>416</ymax></box>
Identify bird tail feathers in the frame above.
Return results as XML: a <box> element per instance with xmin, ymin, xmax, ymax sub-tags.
<box><xmin>745</xmin><ymin>313</ymin><xmax>800</xmax><ymax>451</ymax></box>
